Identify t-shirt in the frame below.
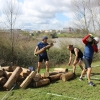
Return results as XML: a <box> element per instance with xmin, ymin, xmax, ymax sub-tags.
<box><xmin>83</xmin><ymin>42</ymin><xmax>96</xmax><ymax>59</ymax></box>
<box><xmin>37</xmin><ymin>42</ymin><xmax>49</xmax><ymax>57</ymax></box>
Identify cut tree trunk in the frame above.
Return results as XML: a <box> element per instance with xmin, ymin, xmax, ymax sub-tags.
<box><xmin>60</xmin><ymin>72</ymin><xmax>74</xmax><ymax>82</ymax></box>
<box><xmin>0</xmin><ymin>77</ymin><xmax>7</xmax><ymax>85</ymax></box>
<box><xmin>53</xmin><ymin>68</ymin><xmax>68</xmax><ymax>73</ymax></box>
<box><xmin>3</xmin><ymin>67</ymin><xmax>22</xmax><ymax>90</ymax></box>
<box><xmin>33</xmin><ymin>78</ymin><xmax>50</xmax><ymax>87</ymax></box>
<box><xmin>3</xmin><ymin>71</ymin><xmax>12</xmax><ymax>79</ymax></box>
<box><xmin>49</xmin><ymin>72</ymin><xmax>59</xmax><ymax>76</ymax></box>
<box><xmin>0</xmin><ymin>69</ymin><xmax>3</xmax><ymax>77</ymax></box>
<box><xmin>41</xmin><ymin>72</ymin><xmax>49</xmax><ymax>78</ymax></box>
<box><xmin>49</xmin><ymin>73</ymin><xmax>62</xmax><ymax>81</ymax></box>
<box><xmin>18</xmin><ymin>68</ymin><xmax>31</xmax><ymax>79</ymax></box>
<box><xmin>33</xmin><ymin>73</ymin><xmax>41</xmax><ymax>82</ymax></box>
<box><xmin>20</xmin><ymin>71</ymin><xmax>36</xmax><ymax>89</ymax></box>
<box><xmin>2</xmin><ymin>66</ymin><xmax>13</xmax><ymax>72</ymax></box>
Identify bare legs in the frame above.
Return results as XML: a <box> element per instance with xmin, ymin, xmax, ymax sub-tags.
<box><xmin>73</xmin><ymin>60</ymin><xmax>83</xmax><ymax>73</ymax></box>
<box><xmin>37</xmin><ymin>61</ymin><xmax>49</xmax><ymax>73</ymax></box>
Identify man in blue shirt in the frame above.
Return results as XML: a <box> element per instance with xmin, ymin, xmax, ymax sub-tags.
<box><xmin>34</xmin><ymin>36</ymin><xmax>50</xmax><ymax>73</ymax></box>
<box><xmin>79</xmin><ymin>34</ymin><xmax>99</xmax><ymax>86</ymax></box>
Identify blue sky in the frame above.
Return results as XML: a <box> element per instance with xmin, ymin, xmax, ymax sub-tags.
<box><xmin>0</xmin><ymin>0</ymin><xmax>73</xmax><ymax>30</ymax></box>
<box><xmin>56</xmin><ymin>13</ymin><xmax>69</xmax><ymax>22</ymax></box>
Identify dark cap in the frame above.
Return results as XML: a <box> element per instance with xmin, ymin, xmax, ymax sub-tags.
<box><xmin>42</xmin><ymin>36</ymin><xmax>48</xmax><ymax>40</ymax></box>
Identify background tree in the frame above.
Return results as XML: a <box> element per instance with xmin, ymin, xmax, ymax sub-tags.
<box><xmin>71</xmin><ymin>0</ymin><xmax>100</xmax><ymax>34</ymax></box>
<box><xmin>3</xmin><ymin>0</ymin><xmax>20</xmax><ymax>64</ymax></box>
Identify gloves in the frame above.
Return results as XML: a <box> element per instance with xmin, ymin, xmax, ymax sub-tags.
<box><xmin>89</xmin><ymin>34</ymin><xmax>94</xmax><ymax>38</ymax></box>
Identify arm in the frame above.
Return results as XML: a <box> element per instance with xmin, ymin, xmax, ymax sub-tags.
<box><xmin>92</xmin><ymin>45</ymin><xmax>98</xmax><ymax>53</ymax></box>
<box><xmin>73</xmin><ymin>48</ymin><xmax>78</xmax><ymax>64</ymax></box>
<box><xmin>34</xmin><ymin>46</ymin><xmax>39</xmax><ymax>55</ymax></box>
<box><xmin>68</xmin><ymin>52</ymin><xmax>72</xmax><ymax>66</ymax></box>
<box><xmin>82</xmin><ymin>34</ymin><xmax>90</xmax><ymax>44</ymax></box>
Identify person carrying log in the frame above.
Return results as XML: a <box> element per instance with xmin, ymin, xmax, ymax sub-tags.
<box><xmin>67</xmin><ymin>45</ymin><xmax>83</xmax><ymax>75</ymax></box>
<box><xmin>79</xmin><ymin>34</ymin><xmax>99</xmax><ymax>86</ymax></box>
<box><xmin>34</xmin><ymin>36</ymin><xmax>53</xmax><ymax>73</ymax></box>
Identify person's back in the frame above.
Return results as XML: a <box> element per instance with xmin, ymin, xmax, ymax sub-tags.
<box><xmin>84</xmin><ymin>42</ymin><xmax>94</xmax><ymax>59</ymax></box>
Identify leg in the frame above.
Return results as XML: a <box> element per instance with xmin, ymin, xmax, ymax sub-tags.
<box><xmin>78</xmin><ymin>60</ymin><xmax>83</xmax><ymax>70</ymax></box>
<box><xmin>37</xmin><ymin>56</ymin><xmax>43</xmax><ymax>73</ymax></box>
<box><xmin>87</xmin><ymin>67</ymin><xmax>92</xmax><ymax>83</ymax></box>
<box><xmin>45</xmin><ymin>61</ymin><xmax>49</xmax><ymax>72</ymax></box>
<box><xmin>37</xmin><ymin>62</ymin><xmax>42</xmax><ymax>73</ymax></box>
<box><xmin>82</xmin><ymin>57</ymin><xmax>93</xmax><ymax>84</ymax></box>
<box><xmin>80</xmin><ymin>68</ymin><xmax>87</xmax><ymax>78</ymax></box>
<box><xmin>73</xmin><ymin>61</ymin><xmax>78</xmax><ymax>73</ymax></box>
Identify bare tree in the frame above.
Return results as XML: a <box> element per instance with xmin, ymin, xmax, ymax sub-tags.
<box><xmin>71</xmin><ymin>0</ymin><xmax>90</xmax><ymax>34</ymax></box>
<box><xmin>3</xmin><ymin>0</ymin><xmax>20</xmax><ymax>64</ymax></box>
<box><xmin>71</xmin><ymin>0</ymin><xmax>100</xmax><ymax>34</ymax></box>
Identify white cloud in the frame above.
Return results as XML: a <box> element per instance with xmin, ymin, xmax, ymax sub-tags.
<box><xmin>0</xmin><ymin>0</ymin><xmax>84</xmax><ymax>30</ymax></box>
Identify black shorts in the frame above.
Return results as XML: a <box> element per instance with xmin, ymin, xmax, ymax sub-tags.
<box><xmin>83</xmin><ymin>56</ymin><xmax>92</xmax><ymax>69</ymax></box>
<box><xmin>38</xmin><ymin>56</ymin><xmax>49</xmax><ymax>62</ymax></box>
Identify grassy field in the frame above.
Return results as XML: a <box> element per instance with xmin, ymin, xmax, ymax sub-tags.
<box><xmin>0</xmin><ymin>62</ymin><xmax>100</xmax><ymax>100</ymax></box>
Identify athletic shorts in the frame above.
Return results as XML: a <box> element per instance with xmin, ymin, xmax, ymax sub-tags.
<box><xmin>77</xmin><ymin>57</ymin><xmax>83</xmax><ymax>61</ymax></box>
<box><xmin>83</xmin><ymin>56</ymin><xmax>92</xmax><ymax>69</ymax></box>
<box><xmin>38</xmin><ymin>56</ymin><xmax>49</xmax><ymax>62</ymax></box>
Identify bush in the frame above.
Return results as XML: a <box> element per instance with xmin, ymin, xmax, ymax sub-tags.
<box><xmin>0</xmin><ymin>31</ymin><xmax>99</xmax><ymax>68</ymax></box>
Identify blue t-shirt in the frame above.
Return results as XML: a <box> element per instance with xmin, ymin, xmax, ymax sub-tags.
<box><xmin>83</xmin><ymin>42</ymin><xmax>94</xmax><ymax>59</ymax></box>
<box><xmin>37</xmin><ymin>42</ymin><xmax>48</xmax><ymax>57</ymax></box>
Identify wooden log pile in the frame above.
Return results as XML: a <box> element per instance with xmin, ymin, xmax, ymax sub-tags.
<box><xmin>0</xmin><ymin>66</ymin><xmax>75</xmax><ymax>91</ymax></box>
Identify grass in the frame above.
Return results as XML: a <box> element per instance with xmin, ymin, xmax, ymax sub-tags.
<box><xmin>0</xmin><ymin>62</ymin><xmax>100</xmax><ymax>100</ymax></box>
<box><xmin>57</xmin><ymin>33</ymin><xmax>84</xmax><ymax>38</ymax></box>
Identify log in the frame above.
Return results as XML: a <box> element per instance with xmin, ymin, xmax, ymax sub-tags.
<box><xmin>17</xmin><ymin>75</ymin><xmax>25</xmax><ymax>82</ymax></box>
<box><xmin>53</xmin><ymin>68</ymin><xmax>68</xmax><ymax>73</ymax></box>
<box><xmin>3</xmin><ymin>71</ymin><xmax>12</xmax><ymax>79</ymax></box>
<box><xmin>49</xmin><ymin>72</ymin><xmax>59</xmax><ymax>76</ymax></box>
<box><xmin>2</xmin><ymin>66</ymin><xmax>13</xmax><ymax>72</ymax></box>
<box><xmin>20</xmin><ymin>71</ymin><xmax>36</xmax><ymax>89</ymax></box>
<box><xmin>34</xmin><ymin>43</ymin><xmax>53</xmax><ymax>55</ymax></box>
<box><xmin>33</xmin><ymin>73</ymin><xmax>41</xmax><ymax>82</ymax></box>
<box><xmin>0</xmin><ymin>77</ymin><xmax>7</xmax><ymax>85</ymax></box>
<box><xmin>41</xmin><ymin>72</ymin><xmax>49</xmax><ymax>78</ymax></box>
<box><xmin>33</xmin><ymin>78</ymin><xmax>50</xmax><ymax>87</ymax></box>
<box><xmin>0</xmin><ymin>70</ymin><xmax>3</xmax><ymax>77</ymax></box>
<box><xmin>49</xmin><ymin>73</ymin><xmax>62</xmax><ymax>81</ymax></box>
<box><xmin>19</xmin><ymin>68</ymin><xmax>31</xmax><ymax>79</ymax></box>
<box><xmin>22</xmin><ymin>68</ymin><xmax>31</xmax><ymax>74</ymax></box>
<box><xmin>3</xmin><ymin>67</ymin><xmax>22</xmax><ymax>90</ymax></box>
<box><xmin>10</xmin><ymin>66</ymin><xmax>17</xmax><ymax>71</ymax></box>
<box><xmin>60</xmin><ymin>72</ymin><xmax>74</xmax><ymax>82</ymax></box>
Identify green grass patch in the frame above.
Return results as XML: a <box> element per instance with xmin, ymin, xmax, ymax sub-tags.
<box><xmin>0</xmin><ymin>62</ymin><xmax>100</xmax><ymax>100</ymax></box>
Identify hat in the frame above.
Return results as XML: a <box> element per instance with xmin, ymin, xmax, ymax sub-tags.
<box><xmin>42</xmin><ymin>36</ymin><xmax>48</xmax><ymax>40</ymax></box>
<box><xmin>94</xmin><ymin>37</ymin><xmax>99</xmax><ymax>42</ymax></box>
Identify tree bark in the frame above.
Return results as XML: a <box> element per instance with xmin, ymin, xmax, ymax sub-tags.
<box><xmin>60</xmin><ymin>72</ymin><xmax>74</xmax><ymax>82</ymax></box>
<box><xmin>3</xmin><ymin>67</ymin><xmax>22</xmax><ymax>90</ymax></box>
<box><xmin>53</xmin><ymin>68</ymin><xmax>68</xmax><ymax>73</ymax></box>
<box><xmin>20</xmin><ymin>71</ymin><xmax>36</xmax><ymax>89</ymax></box>
<box><xmin>33</xmin><ymin>78</ymin><xmax>50</xmax><ymax>88</ymax></box>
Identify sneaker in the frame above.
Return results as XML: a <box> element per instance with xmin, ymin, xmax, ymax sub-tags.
<box><xmin>88</xmin><ymin>81</ymin><xmax>95</xmax><ymax>86</ymax></box>
<box><xmin>79</xmin><ymin>77</ymin><xmax>83</xmax><ymax>81</ymax></box>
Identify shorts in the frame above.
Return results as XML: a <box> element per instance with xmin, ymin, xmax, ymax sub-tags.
<box><xmin>38</xmin><ymin>56</ymin><xmax>49</xmax><ymax>62</ymax></box>
<box><xmin>77</xmin><ymin>57</ymin><xmax>83</xmax><ymax>61</ymax></box>
<box><xmin>83</xmin><ymin>56</ymin><xmax>92</xmax><ymax>69</ymax></box>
